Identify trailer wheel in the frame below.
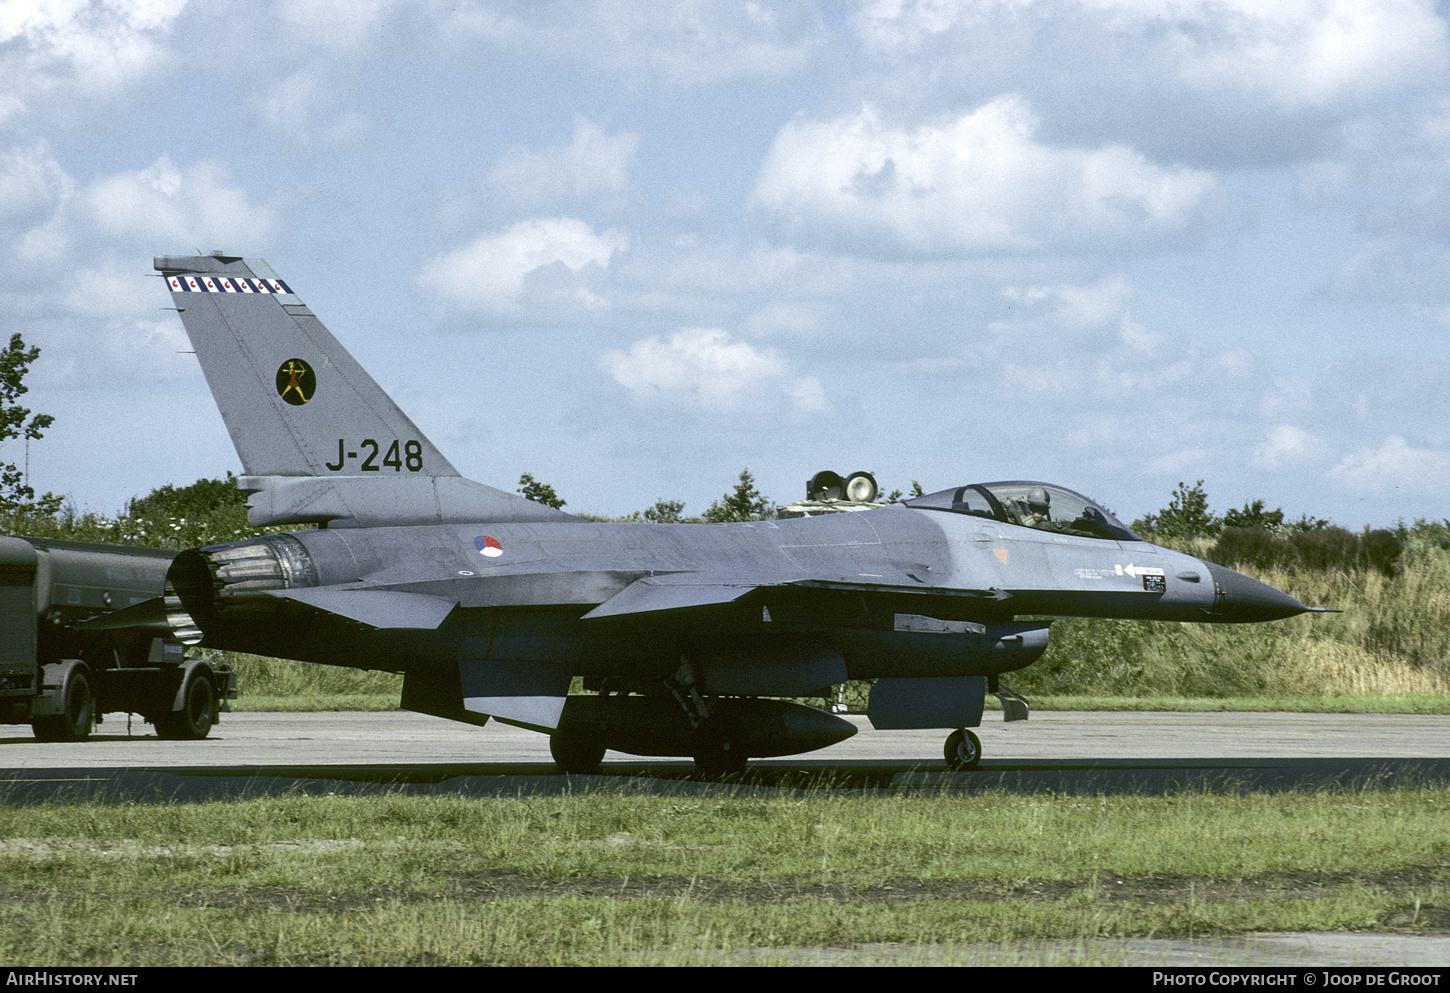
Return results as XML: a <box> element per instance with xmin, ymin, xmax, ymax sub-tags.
<box><xmin>32</xmin><ymin>669</ymin><xmax>94</xmax><ymax>743</ymax></box>
<box><xmin>156</xmin><ymin>667</ymin><xmax>216</xmax><ymax>740</ymax></box>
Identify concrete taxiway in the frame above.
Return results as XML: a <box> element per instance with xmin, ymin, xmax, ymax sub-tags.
<box><xmin>9</xmin><ymin>708</ymin><xmax>1450</xmax><ymax>762</ymax></box>
<box><xmin>2</xmin><ymin>709</ymin><xmax>1449</xmax><ymax>801</ymax></box>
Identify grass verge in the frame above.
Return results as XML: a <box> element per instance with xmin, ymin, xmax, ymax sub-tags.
<box><xmin>2</xmin><ymin>786</ymin><xmax>1446</xmax><ymax>965</ymax></box>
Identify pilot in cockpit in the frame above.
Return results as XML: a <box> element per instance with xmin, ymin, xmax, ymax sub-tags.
<box><xmin>1006</xmin><ymin>486</ymin><xmax>1054</xmax><ymax>529</ymax></box>
<box><xmin>1006</xmin><ymin>487</ymin><xmax>1099</xmax><ymax>537</ymax></box>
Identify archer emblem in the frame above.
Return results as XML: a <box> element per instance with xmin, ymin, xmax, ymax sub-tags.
<box><xmin>276</xmin><ymin>358</ymin><xmax>316</xmax><ymax>405</ymax></box>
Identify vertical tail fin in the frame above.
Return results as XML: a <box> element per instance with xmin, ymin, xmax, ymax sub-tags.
<box><xmin>156</xmin><ymin>253</ymin><xmax>571</xmax><ymax>528</ymax></box>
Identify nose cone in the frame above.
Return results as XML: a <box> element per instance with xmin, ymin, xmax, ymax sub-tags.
<box><xmin>1203</xmin><ymin>562</ymin><xmax>1310</xmax><ymax>622</ymax></box>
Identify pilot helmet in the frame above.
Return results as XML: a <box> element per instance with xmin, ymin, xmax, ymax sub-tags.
<box><xmin>1026</xmin><ymin>487</ymin><xmax>1050</xmax><ymax>515</ymax></box>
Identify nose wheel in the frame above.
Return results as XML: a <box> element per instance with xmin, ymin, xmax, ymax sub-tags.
<box><xmin>944</xmin><ymin>728</ymin><xmax>981</xmax><ymax>771</ymax></box>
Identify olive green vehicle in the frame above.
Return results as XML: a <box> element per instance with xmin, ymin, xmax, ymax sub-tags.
<box><xmin>0</xmin><ymin>535</ymin><xmax>232</xmax><ymax>741</ymax></box>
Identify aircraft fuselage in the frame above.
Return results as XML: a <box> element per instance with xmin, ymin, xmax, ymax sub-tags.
<box><xmin>168</xmin><ymin>503</ymin><xmax>1289</xmax><ymax>687</ymax></box>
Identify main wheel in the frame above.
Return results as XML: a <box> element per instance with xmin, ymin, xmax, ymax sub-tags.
<box><xmin>156</xmin><ymin>668</ymin><xmax>216</xmax><ymax>740</ymax></box>
<box><xmin>550</xmin><ymin>732</ymin><xmax>605</xmax><ymax>774</ymax></box>
<box><xmin>32</xmin><ymin>669</ymin><xmax>93</xmax><ymax>743</ymax></box>
<box><xmin>943</xmin><ymin>728</ymin><xmax>981</xmax><ymax>771</ymax></box>
<box><xmin>692</xmin><ymin>716</ymin><xmax>748</xmax><ymax>776</ymax></box>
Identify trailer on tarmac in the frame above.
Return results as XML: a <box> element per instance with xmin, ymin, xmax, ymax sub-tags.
<box><xmin>0</xmin><ymin>534</ymin><xmax>233</xmax><ymax>741</ymax></box>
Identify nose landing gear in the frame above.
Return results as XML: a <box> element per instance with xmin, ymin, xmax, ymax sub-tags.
<box><xmin>943</xmin><ymin>728</ymin><xmax>981</xmax><ymax>771</ymax></box>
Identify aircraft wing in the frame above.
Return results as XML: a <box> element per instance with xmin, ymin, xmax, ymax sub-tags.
<box><xmin>80</xmin><ymin>590</ymin><xmax>457</xmax><ymax>642</ymax></box>
<box><xmin>582</xmin><ymin>573</ymin><xmax>1011</xmax><ymax>621</ymax></box>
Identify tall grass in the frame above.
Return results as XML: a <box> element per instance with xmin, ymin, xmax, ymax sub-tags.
<box><xmin>210</xmin><ymin>651</ymin><xmax>402</xmax><ymax>710</ymax></box>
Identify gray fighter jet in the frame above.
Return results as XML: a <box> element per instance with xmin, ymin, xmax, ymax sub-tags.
<box><xmin>150</xmin><ymin>253</ymin><xmax>1318</xmax><ymax>774</ymax></box>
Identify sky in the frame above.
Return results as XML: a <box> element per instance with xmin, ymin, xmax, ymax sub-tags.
<box><xmin>3</xmin><ymin>0</ymin><xmax>1450</xmax><ymax>529</ymax></box>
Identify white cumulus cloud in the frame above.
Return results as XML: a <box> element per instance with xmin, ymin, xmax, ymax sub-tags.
<box><xmin>851</xmin><ymin>0</ymin><xmax>1447</xmax><ymax>112</ymax></box>
<box><xmin>0</xmin><ymin>150</ymin><xmax>272</xmax><ymax>303</ymax></box>
<box><xmin>0</xmin><ymin>0</ymin><xmax>186</xmax><ymax>127</ymax></box>
<box><xmin>80</xmin><ymin>156</ymin><xmax>273</xmax><ymax>248</ymax></box>
<box><xmin>1326</xmin><ymin>435</ymin><xmax>1450</xmax><ymax>497</ymax></box>
<box><xmin>257</xmin><ymin>68</ymin><xmax>371</xmax><ymax>147</ymax></box>
<box><xmin>994</xmin><ymin>276</ymin><xmax>1161</xmax><ymax>354</ymax></box>
<box><xmin>273</xmin><ymin>0</ymin><xmax>395</xmax><ymax>51</ymax></box>
<box><xmin>442</xmin><ymin>0</ymin><xmax>828</xmax><ymax>87</ymax></box>
<box><xmin>1163</xmin><ymin>0</ymin><xmax>1447</xmax><ymax>111</ymax></box>
<box><xmin>0</xmin><ymin>142</ymin><xmax>72</xmax><ymax>234</ymax></box>
<box><xmin>1253</xmin><ymin>424</ymin><xmax>1329</xmax><ymax>469</ymax></box>
<box><xmin>750</xmin><ymin>98</ymin><xmax>1219</xmax><ymax>255</ymax></box>
<box><xmin>599</xmin><ymin>327</ymin><xmax>827</xmax><ymax>416</ymax></box>
<box><xmin>487</xmin><ymin>118</ymin><xmax>639</xmax><ymax>211</ymax></box>
<box><xmin>418</xmin><ymin>216</ymin><xmax>629</xmax><ymax>314</ymax></box>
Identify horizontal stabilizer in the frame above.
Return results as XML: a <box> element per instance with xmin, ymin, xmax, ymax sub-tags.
<box><xmin>583</xmin><ymin>577</ymin><xmax>758</xmax><ymax>620</ymax></box>
<box><xmin>75</xmin><ymin>596</ymin><xmax>171</xmax><ymax>632</ymax></box>
<box><xmin>264</xmin><ymin>588</ymin><xmax>457</xmax><ymax>629</ymax></box>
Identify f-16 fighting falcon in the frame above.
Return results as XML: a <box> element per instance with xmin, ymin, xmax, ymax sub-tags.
<box><xmin>144</xmin><ymin>252</ymin><xmax>1320</xmax><ymax>774</ymax></box>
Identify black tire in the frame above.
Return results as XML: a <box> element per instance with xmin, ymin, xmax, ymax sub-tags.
<box><xmin>692</xmin><ymin>716</ymin><xmax>748</xmax><ymax>776</ymax></box>
<box><xmin>32</xmin><ymin>669</ymin><xmax>94</xmax><ymax>743</ymax></box>
<box><xmin>156</xmin><ymin>668</ymin><xmax>216</xmax><ymax>740</ymax></box>
<box><xmin>550</xmin><ymin>732</ymin><xmax>605</xmax><ymax>774</ymax></box>
<box><xmin>944</xmin><ymin>728</ymin><xmax>981</xmax><ymax>771</ymax></box>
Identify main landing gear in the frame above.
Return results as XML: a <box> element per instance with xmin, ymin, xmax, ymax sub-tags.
<box><xmin>548</xmin><ymin>666</ymin><xmax>758</xmax><ymax>777</ymax></box>
<box><xmin>669</xmin><ymin>662</ymin><xmax>750</xmax><ymax>776</ymax></box>
<box><xmin>690</xmin><ymin>713</ymin><xmax>748</xmax><ymax>776</ymax></box>
<box><xmin>550</xmin><ymin>730</ymin><xmax>606</xmax><ymax>775</ymax></box>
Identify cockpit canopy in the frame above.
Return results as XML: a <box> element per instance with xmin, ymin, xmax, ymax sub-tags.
<box><xmin>904</xmin><ymin>481</ymin><xmax>1139</xmax><ymax>541</ymax></box>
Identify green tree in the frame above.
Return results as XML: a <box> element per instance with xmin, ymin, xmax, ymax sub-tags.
<box><xmin>127</xmin><ymin>474</ymin><xmax>249</xmax><ymax>520</ymax></box>
<box><xmin>1133</xmin><ymin>480</ymin><xmax>1219</xmax><ymax>539</ymax></box>
<box><xmin>122</xmin><ymin>474</ymin><xmax>257</xmax><ymax>547</ymax></box>
<box><xmin>1221</xmin><ymin>499</ymin><xmax>1285</xmax><ymax>531</ymax></box>
<box><xmin>0</xmin><ymin>334</ymin><xmax>59</xmax><ymax>514</ymax></box>
<box><xmin>643</xmin><ymin>498</ymin><xmax>686</xmax><ymax>522</ymax></box>
<box><xmin>7</xmin><ymin>474</ymin><xmax>261</xmax><ymax>548</ymax></box>
<box><xmin>517</xmin><ymin>472</ymin><xmax>566</xmax><ymax>508</ymax></box>
<box><xmin>702</xmin><ymin>468</ymin><xmax>774</xmax><ymax>523</ymax></box>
